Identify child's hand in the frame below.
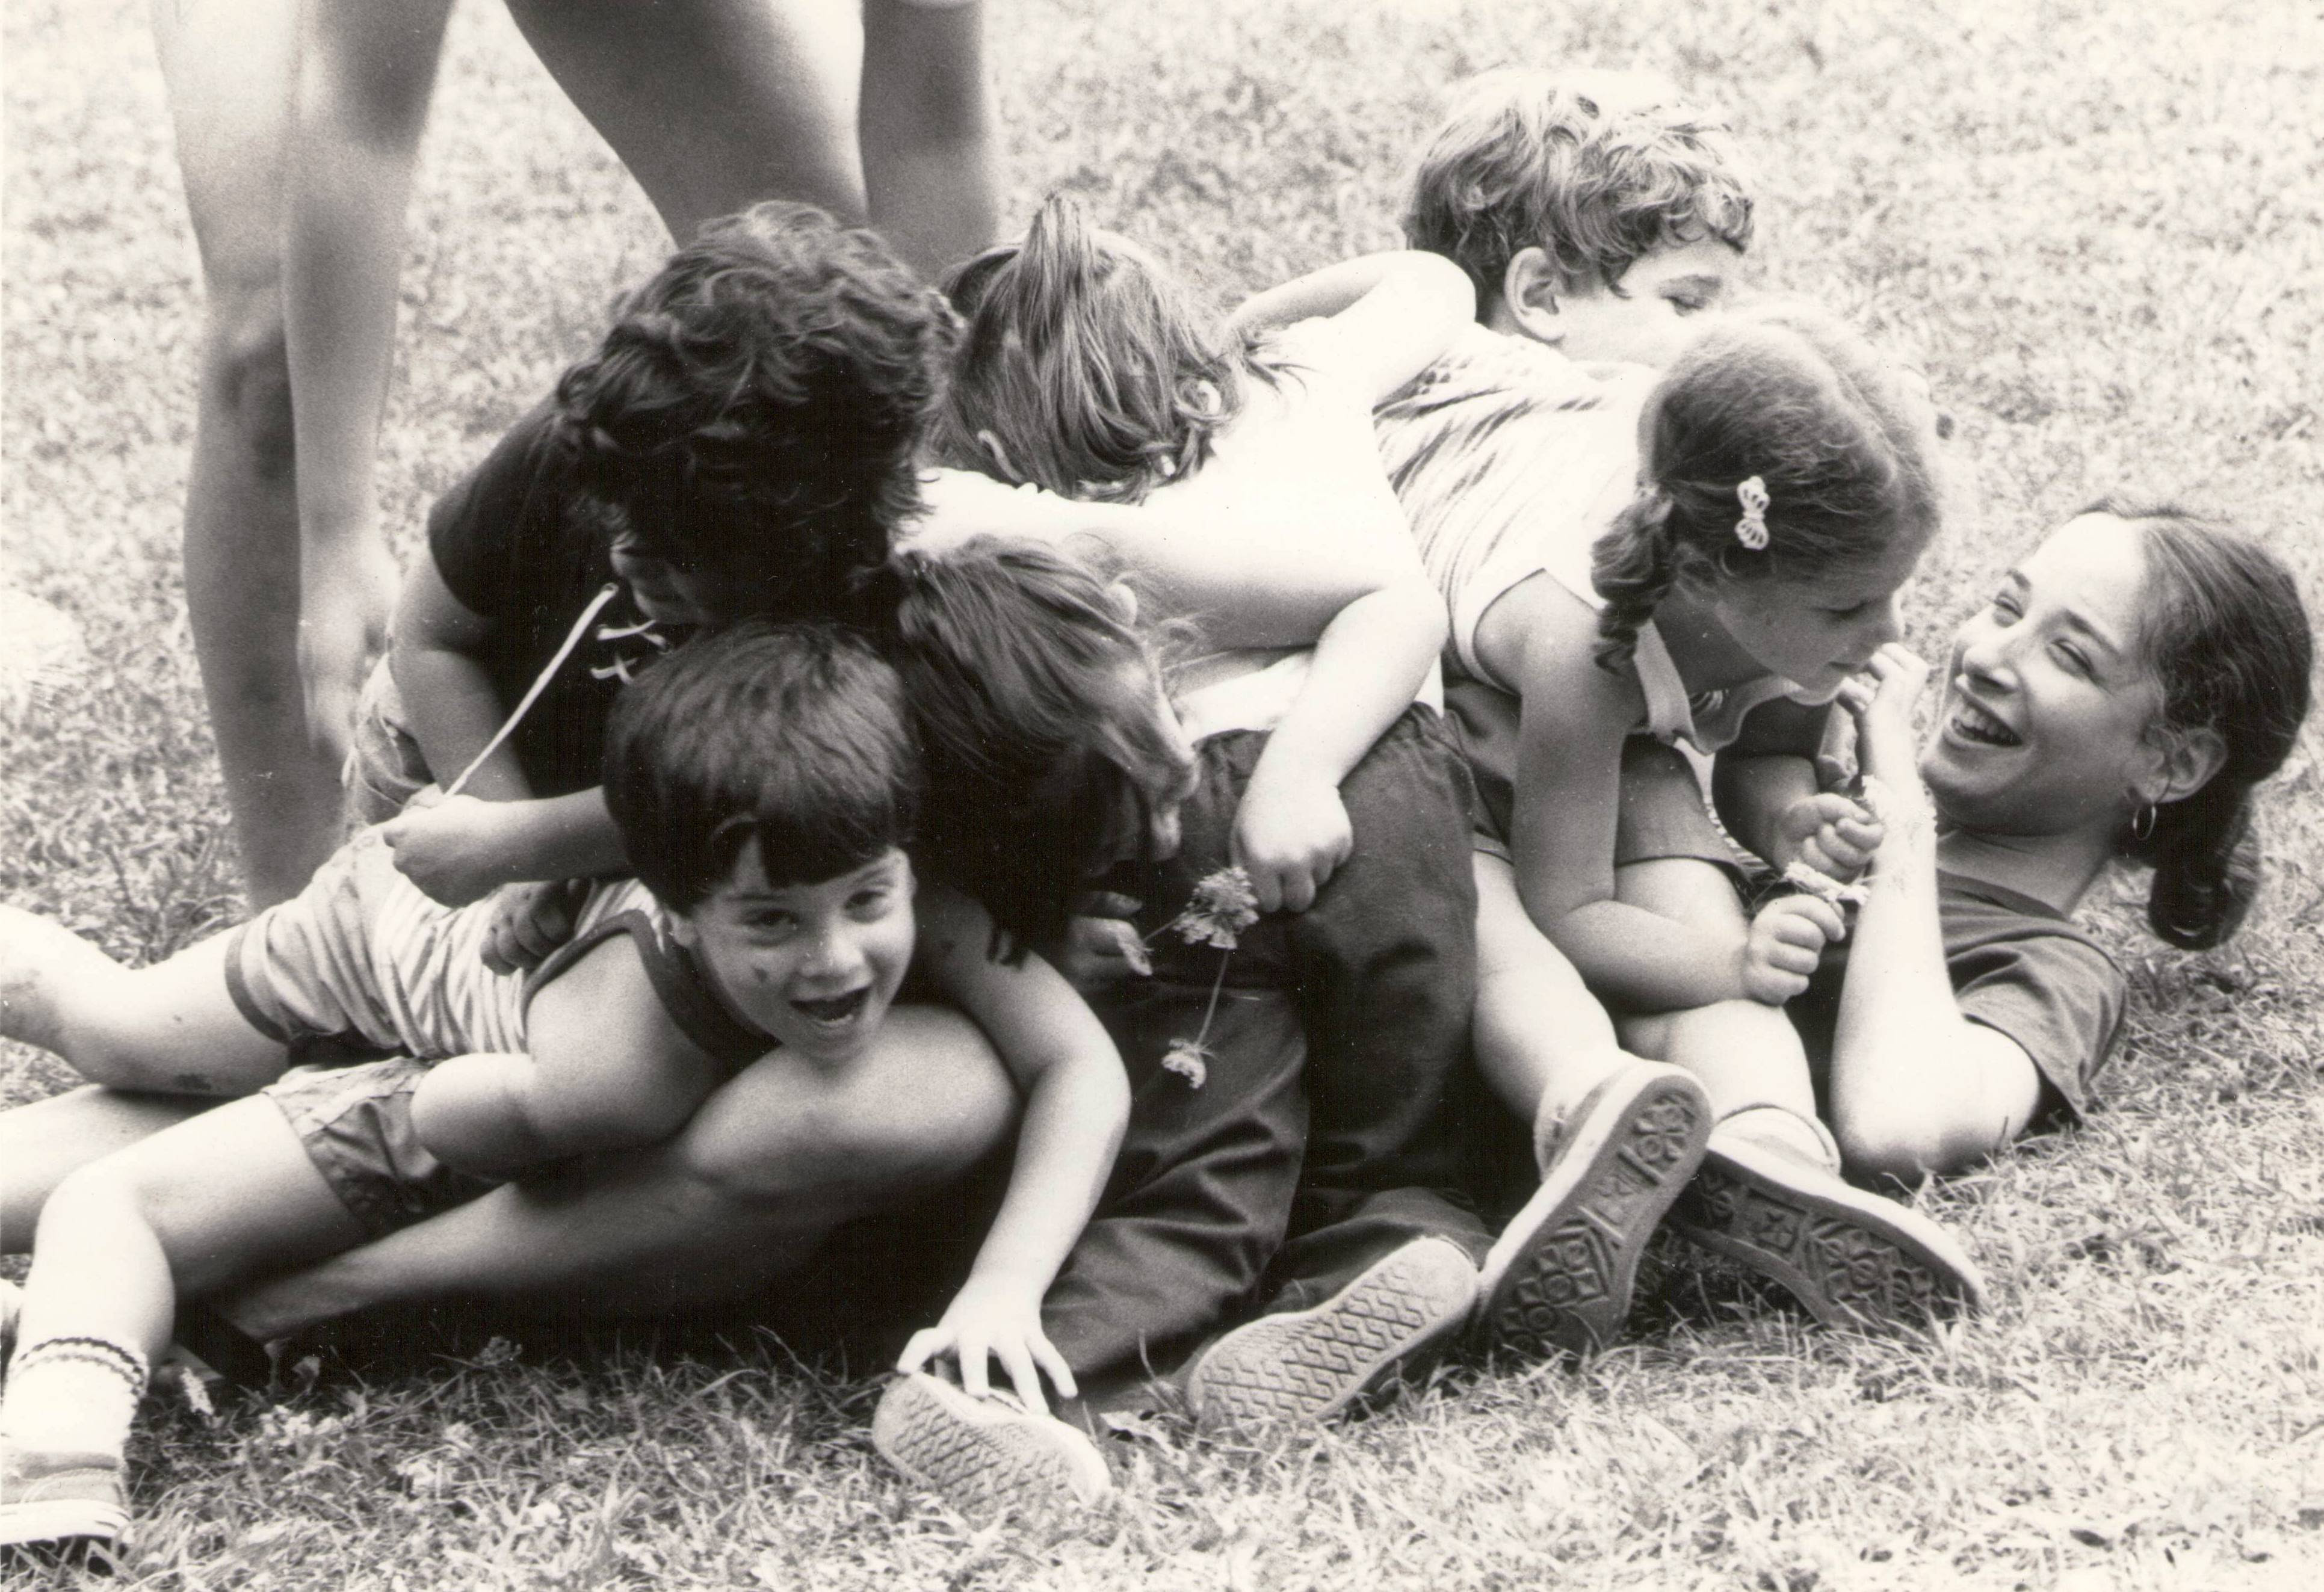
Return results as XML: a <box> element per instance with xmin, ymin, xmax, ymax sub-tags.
<box><xmin>1772</xmin><ymin>792</ymin><xmax>1884</xmax><ymax>881</ymax></box>
<box><xmin>1057</xmin><ymin>894</ymin><xmax>1151</xmax><ymax>990</ymax></box>
<box><xmin>480</xmin><ymin>879</ymin><xmax>587</xmax><ymax>975</ymax></box>
<box><xmin>896</xmin><ymin>1277</ymin><xmax>1077</xmax><ymax>1414</ymax></box>
<box><xmin>1231</xmin><ymin>770</ymin><xmax>1353</xmax><ymax>913</ymax></box>
<box><xmin>382</xmin><ymin>789</ymin><xmax>519</xmax><ymax>906</ymax></box>
<box><xmin>1735</xmin><ymin>892</ymin><xmax>1847</xmax><ymax>1005</ymax></box>
<box><xmin>298</xmin><ymin>540</ymin><xmax>400</xmax><ymax>765</ymax></box>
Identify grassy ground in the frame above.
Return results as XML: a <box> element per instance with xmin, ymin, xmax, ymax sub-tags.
<box><xmin>5</xmin><ymin>0</ymin><xmax>2323</xmax><ymax>1586</ymax></box>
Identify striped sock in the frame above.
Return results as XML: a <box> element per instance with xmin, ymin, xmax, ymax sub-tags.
<box><xmin>1</xmin><ymin>1335</ymin><xmax>147</xmax><ymax>1462</ymax></box>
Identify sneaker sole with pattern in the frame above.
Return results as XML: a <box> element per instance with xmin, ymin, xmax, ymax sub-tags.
<box><xmin>1668</xmin><ymin>1135</ymin><xmax>1989</xmax><ymax>1330</ymax></box>
<box><xmin>872</xmin><ymin>1372</ymin><xmax>1111</xmax><ymax>1516</ymax></box>
<box><xmin>1184</xmin><ymin>1236</ymin><xmax>1478</xmax><ymax>1434</ymax></box>
<box><xmin>1475</xmin><ymin>1064</ymin><xmax>1713</xmax><ymax>1360</ymax></box>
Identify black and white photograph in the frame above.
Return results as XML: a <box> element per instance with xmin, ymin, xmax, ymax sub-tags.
<box><xmin>3</xmin><ymin>1</ymin><xmax>2320</xmax><ymax>1585</ymax></box>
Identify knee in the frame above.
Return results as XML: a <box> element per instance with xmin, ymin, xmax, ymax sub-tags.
<box><xmin>202</xmin><ymin>289</ymin><xmax>295</xmax><ymax>481</ymax></box>
<box><xmin>679</xmin><ymin>1010</ymin><xmax>1016</xmax><ymax>1208</ymax></box>
<box><xmin>1831</xmin><ymin>1111</ymin><xmax>1984</xmax><ymax>1186</ymax></box>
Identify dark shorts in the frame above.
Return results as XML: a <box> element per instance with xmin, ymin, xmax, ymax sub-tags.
<box><xmin>1444</xmin><ymin>676</ymin><xmax>1753</xmax><ymax>886</ymax></box>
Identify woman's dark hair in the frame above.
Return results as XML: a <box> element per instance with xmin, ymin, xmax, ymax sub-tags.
<box><xmin>1590</xmin><ymin>298</ymin><xmax>1944</xmax><ymax>670</ymax></box>
<box><xmin>927</xmin><ymin>194</ymin><xmax>1270</xmax><ymax>503</ymax></box>
<box><xmin>558</xmin><ymin>202</ymin><xmax>960</xmax><ymax>622</ymax></box>
<box><xmin>602</xmin><ymin>622</ymin><xmax>919</xmax><ymax>913</ymax></box>
<box><xmin>2096</xmin><ymin>499</ymin><xmax>2315</xmax><ymax>949</ymax></box>
<box><xmin>858</xmin><ymin>537</ymin><xmax>1193</xmax><ymax>957</ymax></box>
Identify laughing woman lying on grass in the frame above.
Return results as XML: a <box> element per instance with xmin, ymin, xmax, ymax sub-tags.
<box><xmin>1793</xmin><ymin>501</ymin><xmax>2311</xmax><ymax>1184</ymax></box>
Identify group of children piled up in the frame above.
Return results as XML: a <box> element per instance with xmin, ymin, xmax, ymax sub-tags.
<box><xmin>2</xmin><ymin>67</ymin><xmax>2313</xmax><ymax>1558</ymax></box>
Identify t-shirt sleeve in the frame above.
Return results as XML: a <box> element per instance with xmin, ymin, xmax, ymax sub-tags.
<box><xmin>1952</xmin><ymin>931</ymin><xmax>2126</xmax><ymax>1123</ymax></box>
<box><xmin>427</xmin><ymin>402</ymin><xmax>563</xmax><ymax>620</ymax></box>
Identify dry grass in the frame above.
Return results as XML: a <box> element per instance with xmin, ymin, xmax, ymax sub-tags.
<box><xmin>5</xmin><ymin>0</ymin><xmax>2323</xmax><ymax>1586</ymax></box>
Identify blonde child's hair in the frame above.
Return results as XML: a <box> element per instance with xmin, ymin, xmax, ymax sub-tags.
<box><xmin>1402</xmin><ymin>66</ymin><xmax>1755</xmax><ymax>313</ymax></box>
<box><xmin>1590</xmin><ymin>298</ymin><xmax>1944</xmax><ymax>670</ymax></box>
<box><xmin>930</xmin><ymin>195</ymin><xmax>1282</xmax><ymax>504</ymax></box>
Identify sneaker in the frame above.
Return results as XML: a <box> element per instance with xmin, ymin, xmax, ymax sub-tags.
<box><xmin>1184</xmin><ymin>1236</ymin><xmax>1478</xmax><ymax>1434</ymax></box>
<box><xmin>872</xmin><ymin>1373</ymin><xmax>1112</xmax><ymax>1516</ymax></box>
<box><xmin>1474</xmin><ymin>1061</ymin><xmax>1712</xmax><ymax>1360</ymax></box>
<box><xmin>0</xmin><ymin>1446</ymin><xmax>130</xmax><ymax>1572</ymax></box>
<box><xmin>1667</xmin><ymin>1127</ymin><xmax>1988</xmax><ymax>1331</ymax></box>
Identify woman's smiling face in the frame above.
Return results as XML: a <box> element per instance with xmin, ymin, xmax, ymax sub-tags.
<box><xmin>1919</xmin><ymin>513</ymin><xmax>2169</xmax><ymax>836</ymax></box>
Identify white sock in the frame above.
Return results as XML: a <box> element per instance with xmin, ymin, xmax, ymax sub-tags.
<box><xmin>1719</xmin><ymin>1105</ymin><xmax>1841</xmax><ymax>1174</ymax></box>
<box><xmin>1</xmin><ymin>1334</ymin><xmax>147</xmax><ymax>1461</ymax></box>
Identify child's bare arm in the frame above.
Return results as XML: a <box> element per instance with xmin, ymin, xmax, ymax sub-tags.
<box><xmin>1234</xmin><ymin>576</ymin><xmax>1447</xmax><ymax>912</ymax></box>
<box><xmin>1228</xmin><ymin>251</ymin><xmax>1476</xmax><ymax>403</ymax></box>
<box><xmin>391</xmin><ymin>554</ymin><xmax>529</xmax><ymax>801</ymax></box>
<box><xmin>1713</xmin><ymin>699</ymin><xmax>1883</xmax><ymax>879</ymax></box>
<box><xmin>1823</xmin><ymin>646</ymin><xmax>2046</xmax><ymax>1177</ymax></box>
<box><xmin>409</xmin><ymin>934</ymin><xmax>725</xmax><ymax>1177</ymax></box>
<box><xmin>1509</xmin><ymin>591</ymin><xmax>1789</xmax><ymax>1008</ymax></box>
<box><xmin>895</xmin><ymin>883</ymin><xmax>1130</xmax><ymax>1410</ymax></box>
<box><xmin>384</xmin><ymin>560</ymin><xmax>629</xmax><ymax>905</ymax></box>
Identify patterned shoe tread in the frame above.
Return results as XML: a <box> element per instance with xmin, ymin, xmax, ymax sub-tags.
<box><xmin>1189</xmin><ymin>1239</ymin><xmax>1477</xmax><ymax>1431</ymax></box>
<box><xmin>871</xmin><ymin>1375</ymin><xmax>1108</xmax><ymax>1516</ymax></box>
<box><xmin>1482</xmin><ymin>1070</ymin><xmax>1711</xmax><ymax>1360</ymax></box>
<box><xmin>1671</xmin><ymin>1146</ymin><xmax>1986</xmax><ymax>1331</ymax></box>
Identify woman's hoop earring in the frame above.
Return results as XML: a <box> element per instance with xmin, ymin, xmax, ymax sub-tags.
<box><xmin>2130</xmin><ymin>803</ymin><xmax>2159</xmax><ymax>842</ymax></box>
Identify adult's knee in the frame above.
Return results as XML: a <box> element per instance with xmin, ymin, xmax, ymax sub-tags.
<box><xmin>678</xmin><ymin>1009</ymin><xmax>1016</xmax><ymax>1209</ymax></box>
<box><xmin>200</xmin><ymin>287</ymin><xmax>295</xmax><ymax>482</ymax></box>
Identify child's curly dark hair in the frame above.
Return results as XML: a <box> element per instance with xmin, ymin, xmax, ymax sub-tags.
<box><xmin>557</xmin><ymin>202</ymin><xmax>960</xmax><ymax>622</ymax></box>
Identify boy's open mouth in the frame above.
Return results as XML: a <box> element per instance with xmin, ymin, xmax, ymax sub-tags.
<box><xmin>1948</xmin><ymin>697</ymin><xmax>2022</xmax><ymax>747</ymax></box>
<box><xmin>792</xmin><ymin>987</ymin><xmax>871</xmax><ymax>1025</ymax></box>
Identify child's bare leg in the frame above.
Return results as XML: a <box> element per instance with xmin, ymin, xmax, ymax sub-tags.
<box><xmin>0</xmin><ymin>1088</ymin><xmax>215</xmax><ymax>1255</ymax></box>
<box><xmin>0</xmin><ymin>909</ymin><xmax>285</xmax><ymax>1097</ymax></box>
<box><xmin>1609</xmin><ymin>861</ymin><xmax>1985</xmax><ymax>1328</ymax></box>
<box><xmin>1613</xmin><ymin>857</ymin><xmax>1823</xmax><ymax>1136</ymax></box>
<box><xmin>220</xmin><ymin>1005</ymin><xmax>1013</xmax><ymax>1340</ymax></box>
<box><xmin>505</xmin><ymin>0</ymin><xmax>865</xmax><ymax>247</ymax></box>
<box><xmin>0</xmin><ymin>1097</ymin><xmax>367</xmax><ymax>1560</ymax></box>
<box><xmin>150</xmin><ymin>0</ymin><xmax>345</xmax><ymax>906</ymax></box>
<box><xmin>1471</xmin><ymin>853</ymin><xmax>1631</xmax><ymax>1133</ymax></box>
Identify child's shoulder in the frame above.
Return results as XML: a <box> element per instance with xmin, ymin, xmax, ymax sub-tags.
<box><xmin>1388</xmin><ymin>324</ymin><xmax>1652</xmax><ymax>413</ymax></box>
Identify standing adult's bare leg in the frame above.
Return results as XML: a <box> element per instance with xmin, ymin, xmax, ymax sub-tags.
<box><xmin>151</xmin><ymin>0</ymin><xmax>338</xmax><ymax>906</ymax></box>
<box><xmin>861</xmin><ymin>0</ymin><xmax>1002</xmax><ymax>279</ymax></box>
<box><xmin>505</xmin><ymin>0</ymin><xmax>867</xmax><ymax>247</ymax></box>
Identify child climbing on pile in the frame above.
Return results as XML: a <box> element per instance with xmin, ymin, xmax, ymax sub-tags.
<box><xmin>1366</xmin><ymin>67</ymin><xmax>1982</xmax><ymax>1340</ymax></box>
<box><xmin>0</xmin><ymin>622</ymin><xmax>1130</xmax><ymax>1567</ymax></box>
<box><xmin>875</xmin><ymin>194</ymin><xmax>1560</xmax><ymax>1513</ymax></box>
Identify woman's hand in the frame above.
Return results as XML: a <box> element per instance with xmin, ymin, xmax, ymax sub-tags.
<box><xmin>382</xmin><ymin>788</ymin><xmax>520</xmax><ymax>906</ymax></box>
<box><xmin>895</xmin><ymin>1275</ymin><xmax>1077</xmax><ymax>1413</ymax></box>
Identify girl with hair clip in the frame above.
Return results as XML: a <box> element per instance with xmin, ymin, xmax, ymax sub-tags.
<box><xmin>885</xmin><ymin>197</ymin><xmax>1534</xmax><ymax>1508</ymax></box>
<box><xmin>1371</xmin><ymin>295</ymin><xmax>1988</xmax><ymax>1341</ymax></box>
<box><xmin>1795</xmin><ymin>504</ymin><xmax>2313</xmax><ymax>1181</ymax></box>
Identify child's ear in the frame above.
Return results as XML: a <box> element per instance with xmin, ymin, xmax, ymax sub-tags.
<box><xmin>1496</xmin><ymin>248</ymin><xmax>1570</xmax><ymax>345</ymax></box>
<box><xmin>1104</xmin><ymin>581</ymin><xmax>1140</xmax><ymax>627</ymax></box>
<box><xmin>2139</xmin><ymin>723</ymin><xmax>2228</xmax><ymax>808</ymax></box>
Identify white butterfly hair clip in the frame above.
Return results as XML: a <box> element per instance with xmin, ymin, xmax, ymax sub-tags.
<box><xmin>1734</xmin><ymin>476</ymin><xmax>1772</xmax><ymax>551</ymax></box>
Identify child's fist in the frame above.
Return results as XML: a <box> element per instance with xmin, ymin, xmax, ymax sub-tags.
<box><xmin>1230</xmin><ymin>770</ymin><xmax>1353</xmax><ymax>913</ymax></box>
<box><xmin>1736</xmin><ymin>892</ymin><xmax>1847</xmax><ymax>1005</ymax></box>
<box><xmin>1773</xmin><ymin>791</ymin><xmax>1883</xmax><ymax>881</ymax></box>
<box><xmin>382</xmin><ymin>789</ymin><xmax>518</xmax><ymax>906</ymax></box>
